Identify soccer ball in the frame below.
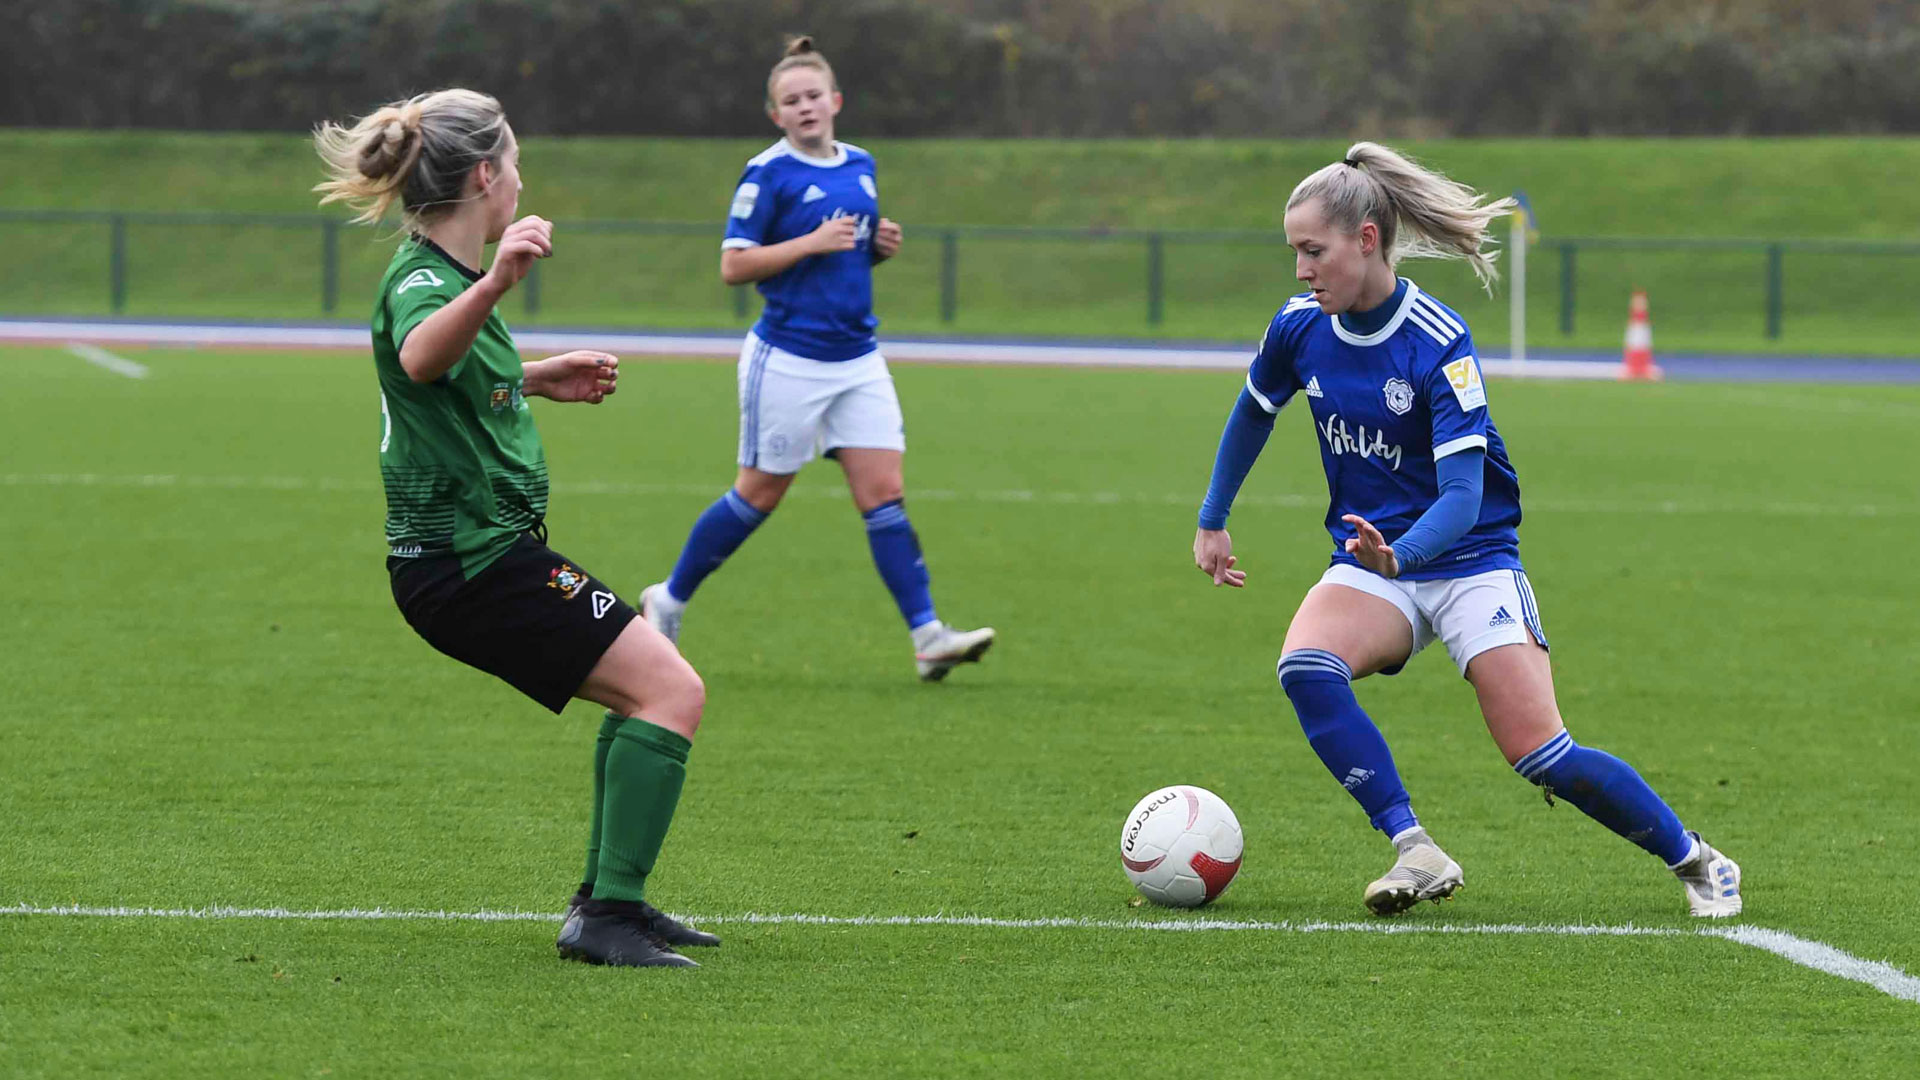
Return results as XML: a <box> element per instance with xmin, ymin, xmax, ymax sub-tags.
<box><xmin>1119</xmin><ymin>785</ymin><xmax>1244</xmax><ymax>908</ymax></box>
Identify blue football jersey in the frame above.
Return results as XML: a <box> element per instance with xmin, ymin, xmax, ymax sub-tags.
<box><xmin>722</xmin><ymin>139</ymin><xmax>881</xmax><ymax>362</ymax></box>
<box><xmin>1246</xmin><ymin>278</ymin><xmax>1523</xmax><ymax>580</ymax></box>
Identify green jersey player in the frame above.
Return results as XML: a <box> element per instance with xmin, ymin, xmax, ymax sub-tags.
<box><xmin>316</xmin><ymin>89</ymin><xmax>715</xmax><ymax>967</ymax></box>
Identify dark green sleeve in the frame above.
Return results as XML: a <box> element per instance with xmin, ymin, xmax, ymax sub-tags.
<box><xmin>386</xmin><ymin>262</ymin><xmax>469</xmax><ymax>376</ymax></box>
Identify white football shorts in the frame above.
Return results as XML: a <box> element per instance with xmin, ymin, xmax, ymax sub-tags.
<box><xmin>1315</xmin><ymin>563</ymin><xmax>1549</xmax><ymax>677</ymax></box>
<box><xmin>736</xmin><ymin>332</ymin><xmax>906</xmax><ymax>475</ymax></box>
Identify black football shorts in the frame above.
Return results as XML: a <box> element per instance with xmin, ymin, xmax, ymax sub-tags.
<box><xmin>389</xmin><ymin>532</ymin><xmax>637</xmax><ymax>713</ymax></box>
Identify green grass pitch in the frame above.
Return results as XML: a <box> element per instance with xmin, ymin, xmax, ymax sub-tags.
<box><xmin>3</xmin><ymin>343</ymin><xmax>1919</xmax><ymax>1076</ymax></box>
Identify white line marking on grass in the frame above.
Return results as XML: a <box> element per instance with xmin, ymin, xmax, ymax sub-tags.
<box><xmin>695</xmin><ymin>911</ymin><xmax>1693</xmax><ymax>937</ymax></box>
<box><xmin>5</xmin><ymin>904</ymin><xmax>1915</xmax><ymax>1004</ymax></box>
<box><xmin>1717</xmin><ymin>925</ymin><xmax>1920</xmax><ymax>1004</ymax></box>
<box><xmin>64</xmin><ymin>342</ymin><xmax>147</xmax><ymax>379</ymax></box>
<box><xmin>0</xmin><ymin>321</ymin><xmax>1640</xmax><ymax>379</ymax></box>
<box><xmin>4</xmin><ymin>471</ymin><xmax>1914</xmax><ymax>519</ymax></box>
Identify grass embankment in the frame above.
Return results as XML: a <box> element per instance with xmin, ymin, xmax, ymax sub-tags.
<box><xmin>3</xmin><ymin>132</ymin><xmax>1914</xmax><ymax>354</ymax></box>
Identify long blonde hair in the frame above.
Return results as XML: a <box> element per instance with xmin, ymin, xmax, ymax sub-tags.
<box><xmin>766</xmin><ymin>35</ymin><xmax>837</xmax><ymax>106</ymax></box>
<box><xmin>1288</xmin><ymin>141</ymin><xmax>1517</xmax><ymax>291</ymax></box>
<box><xmin>313</xmin><ymin>89</ymin><xmax>512</xmax><ymax>229</ymax></box>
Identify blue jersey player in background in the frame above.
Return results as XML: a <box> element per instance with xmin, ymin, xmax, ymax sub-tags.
<box><xmin>1192</xmin><ymin>142</ymin><xmax>1743</xmax><ymax>918</ymax></box>
<box><xmin>639</xmin><ymin>36</ymin><xmax>994</xmax><ymax>682</ymax></box>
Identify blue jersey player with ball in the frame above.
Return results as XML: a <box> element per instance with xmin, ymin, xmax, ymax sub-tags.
<box><xmin>1192</xmin><ymin>143</ymin><xmax>1743</xmax><ymax>918</ymax></box>
<box><xmin>640</xmin><ymin>36</ymin><xmax>994</xmax><ymax>682</ymax></box>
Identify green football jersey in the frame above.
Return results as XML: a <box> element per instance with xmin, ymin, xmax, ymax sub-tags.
<box><xmin>371</xmin><ymin>237</ymin><xmax>548</xmax><ymax>578</ymax></box>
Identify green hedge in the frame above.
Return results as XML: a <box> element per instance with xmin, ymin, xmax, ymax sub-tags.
<box><xmin>3</xmin><ymin>0</ymin><xmax>1915</xmax><ymax>136</ymax></box>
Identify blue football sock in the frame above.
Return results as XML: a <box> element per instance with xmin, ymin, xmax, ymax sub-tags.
<box><xmin>1514</xmin><ymin>731</ymin><xmax>1694</xmax><ymax>866</ymax></box>
<box><xmin>863</xmin><ymin>499</ymin><xmax>937</xmax><ymax>630</ymax></box>
<box><xmin>664</xmin><ymin>488</ymin><xmax>769</xmax><ymax>603</ymax></box>
<box><xmin>1278</xmin><ymin>649</ymin><xmax>1419</xmax><ymax>838</ymax></box>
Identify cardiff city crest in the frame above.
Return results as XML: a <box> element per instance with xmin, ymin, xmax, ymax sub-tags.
<box><xmin>1382</xmin><ymin>377</ymin><xmax>1415</xmax><ymax>416</ymax></box>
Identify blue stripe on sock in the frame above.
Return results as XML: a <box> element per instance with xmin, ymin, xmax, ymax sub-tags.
<box><xmin>862</xmin><ymin>502</ymin><xmax>910</xmax><ymax>531</ymax></box>
<box><xmin>1278</xmin><ymin>649</ymin><xmax>1353</xmax><ymax>684</ymax></box>
<box><xmin>1278</xmin><ymin>659</ymin><xmax>1350</xmax><ymax>682</ymax></box>
<box><xmin>722</xmin><ymin>488</ymin><xmax>768</xmax><ymax>525</ymax></box>
<box><xmin>1514</xmin><ymin>730</ymin><xmax>1573</xmax><ymax>780</ymax></box>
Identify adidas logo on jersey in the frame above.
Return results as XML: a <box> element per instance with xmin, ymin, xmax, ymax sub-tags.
<box><xmin>394</xmin><ymin>268</ymin><xmax>444</xmax><ymax>294</ymax></box>
<box><xmin>1489</xmin><ymin>606</ymin><xmax>1517</xmax><ymax>628</ymax></box>
<box><xmin>1304</xmin><ymin>376</ymin><xmax>1324</xmax><ymax>398</ymax></box>
<box><xmin>802</xmin><ymin>184</ymin><xmax>827</xmax><ymax>203</ymax></box>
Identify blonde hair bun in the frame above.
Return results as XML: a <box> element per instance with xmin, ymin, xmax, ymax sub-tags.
<box><xmin>314</xmin><ymin>89</ymin><xmax>510</xmax><ymax>229</ymax></box>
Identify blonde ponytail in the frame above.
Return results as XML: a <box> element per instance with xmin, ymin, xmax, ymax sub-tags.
<box><xmin>1288</xmin><ymin>141</ymin><xmax>1517</xmax><ymax>292</ymax></box>
<box><xmin>314</xmin><ymin>89</ymin><xmax>512</xmax><ymax>229</ymax></box>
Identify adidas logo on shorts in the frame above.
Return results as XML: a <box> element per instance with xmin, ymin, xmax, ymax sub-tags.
<box><xmin>1489</xmin><ymin>606</ymin><xmax>1517</xmax><ymax>628</ymax></box>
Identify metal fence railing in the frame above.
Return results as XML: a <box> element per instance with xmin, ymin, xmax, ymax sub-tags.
<box><xmin>5</xmin><ymin>208</ymin><xmax>1917</xmax><ymax>343</ymax></box>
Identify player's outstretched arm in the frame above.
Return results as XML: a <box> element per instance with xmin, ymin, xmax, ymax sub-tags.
<box><xmin>720</xmin><ymin>216</ymin><xmax>858</xmax><ymax>285</ymax></box>
<box><xmin>399</xmin><ymin>215</ymin><xmax>553</xmax><ymax>383</ymax></box>
<box><xmin>523</xmin><ymin>351</ymin><xmax>618</xmax><ymax>404</ymax></box>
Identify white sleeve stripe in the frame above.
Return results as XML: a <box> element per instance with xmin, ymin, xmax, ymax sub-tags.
<box><xmin>1433</xmin><ymin>434</ymin><xmax>1489</xmax><ymax>459</ymax></box>
<box><xmin>1421</xmin><ymin>299</ymin><xmax>1465</xmax><ymax>336</ymax></box>
<box><xmin>1403</xmin><ymin>307</ymin><xmax>1453</xmax><ymax>345</ymax></box>
<box><xmin>1244</xmin><ymin>375</ymin><xmax>1281</xmax><ymax>414</ymax></box>
<box><xmin>1408</xmin><ymin>304</ymin><xmax>1457</xmax><ymax>340</ymax></box>
<box><xmin>1414</xmin><ymin>296</ymin><xmax>1465</xmax><ymax>335</ymax></box>
<box><xmin>721</xmin><ymin>238</ymin><xmax>761</xmax><ymax>250</ymax></box>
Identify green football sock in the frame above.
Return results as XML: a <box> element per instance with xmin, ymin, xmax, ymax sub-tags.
<box><xmin>591</xmin><ymin>716</ymin><xmax>692</xmax><ymax>904</ymax></box>
<box><xmin>580</xmin><ymin>712</ymin><xmax>622</xmax><ymax>890</ymax></box>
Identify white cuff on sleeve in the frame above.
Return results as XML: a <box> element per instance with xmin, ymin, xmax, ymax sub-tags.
<box><xmin>1244</xmin><ymin>375</ymin><xmax>1281</xmax><ymax>414</ymax></box>
<box><xmin>1433</xmin><ymin>434</ymin><xmax>1489</xmax><ymax>459</ymax></box>
<box><xmin>721</xmin><ymin>238</ymin><xmax>761</xmax><ymax>250</ymax></box>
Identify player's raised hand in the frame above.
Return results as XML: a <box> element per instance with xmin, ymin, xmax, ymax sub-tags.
<box><xmin>1341</xmin><ymin>514</ymin><xmax>1400</xmax><ymax>579</ymax></box>
<box><xmin>1193</xmin><ymin>528</ymin><xmax>1246</xmax><ymax>588</ymax></box>
<box><xmin>807</xmin><ymin>215</ymin><xmax>860</xmax><ymax>254</ymax></box>
<box><xmin>872</xmin><ymin>217</ymin><xmax>903</xmax><ymax>259</ymax></box>
<box><xmin>486</xmin><ymin>215</ymin><xmax>554</xmax><ymax>290</ymax></box>
<box><xmin>525</xmin><ymin>351</ymin><xmax>618</xmax><ymax>404</ymax></box>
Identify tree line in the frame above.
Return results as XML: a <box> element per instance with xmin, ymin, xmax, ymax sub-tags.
<box><xmin>4</xmin><ymin>0</ymin><xmax>1913</xmax><ymax>136</ymax></box>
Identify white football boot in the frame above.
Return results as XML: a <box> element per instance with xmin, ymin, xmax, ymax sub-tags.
<box><xmin>1364</xmin><ymin>828</ymin><xmax>1465</xmax><ymax>916</ymax></box>
<box><xmin>1673</xmin><ymin>831</ymin><xmax>1743</xmax><ymax>918</ymax></box>
<box><xmin>913</xmin><ymin>622</ymin><xmax>996</xmax><ymax>682</ymax></box>
<box><xmin>638</xmin><ymin>583</ymin><xmax>684</xmax><ymax>646</ymax></box>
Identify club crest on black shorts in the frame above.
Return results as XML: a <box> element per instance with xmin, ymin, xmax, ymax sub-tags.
<box><xmin>390</xmin><ymin>534</ymin><xmax>637</xmax><ymax>713</ymax></box>
<box><xmin>548</xmin><ymin>563</ymin><xmax>587</xmax><ymax>600</ymax></box>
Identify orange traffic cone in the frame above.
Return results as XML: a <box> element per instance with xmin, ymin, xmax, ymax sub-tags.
<box><xmin>1621</xmin><ymin>289</ymin><xmax>1661</xmax><ymax>381</ymax></box>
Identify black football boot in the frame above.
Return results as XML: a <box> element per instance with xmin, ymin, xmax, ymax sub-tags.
<box><xmin>563</xmin><ymin>885</ymin><xmax>721</xmax><ymax>949</ymax></box>
<box><xmin>556</xmin><ymin>898</ymin><xmax>698</xmax><ymax>968</ymax></box>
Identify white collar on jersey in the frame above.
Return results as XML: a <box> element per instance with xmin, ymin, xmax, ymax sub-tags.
<box><xmin>1329</xmin><ymin>278</ymin><xmax>1421</xmax><ymax>347</ymax></box>
<box><xmin>775</xmin><ymin>137</ymin><xmax>848</xmax><ymax>168</ymax></box>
